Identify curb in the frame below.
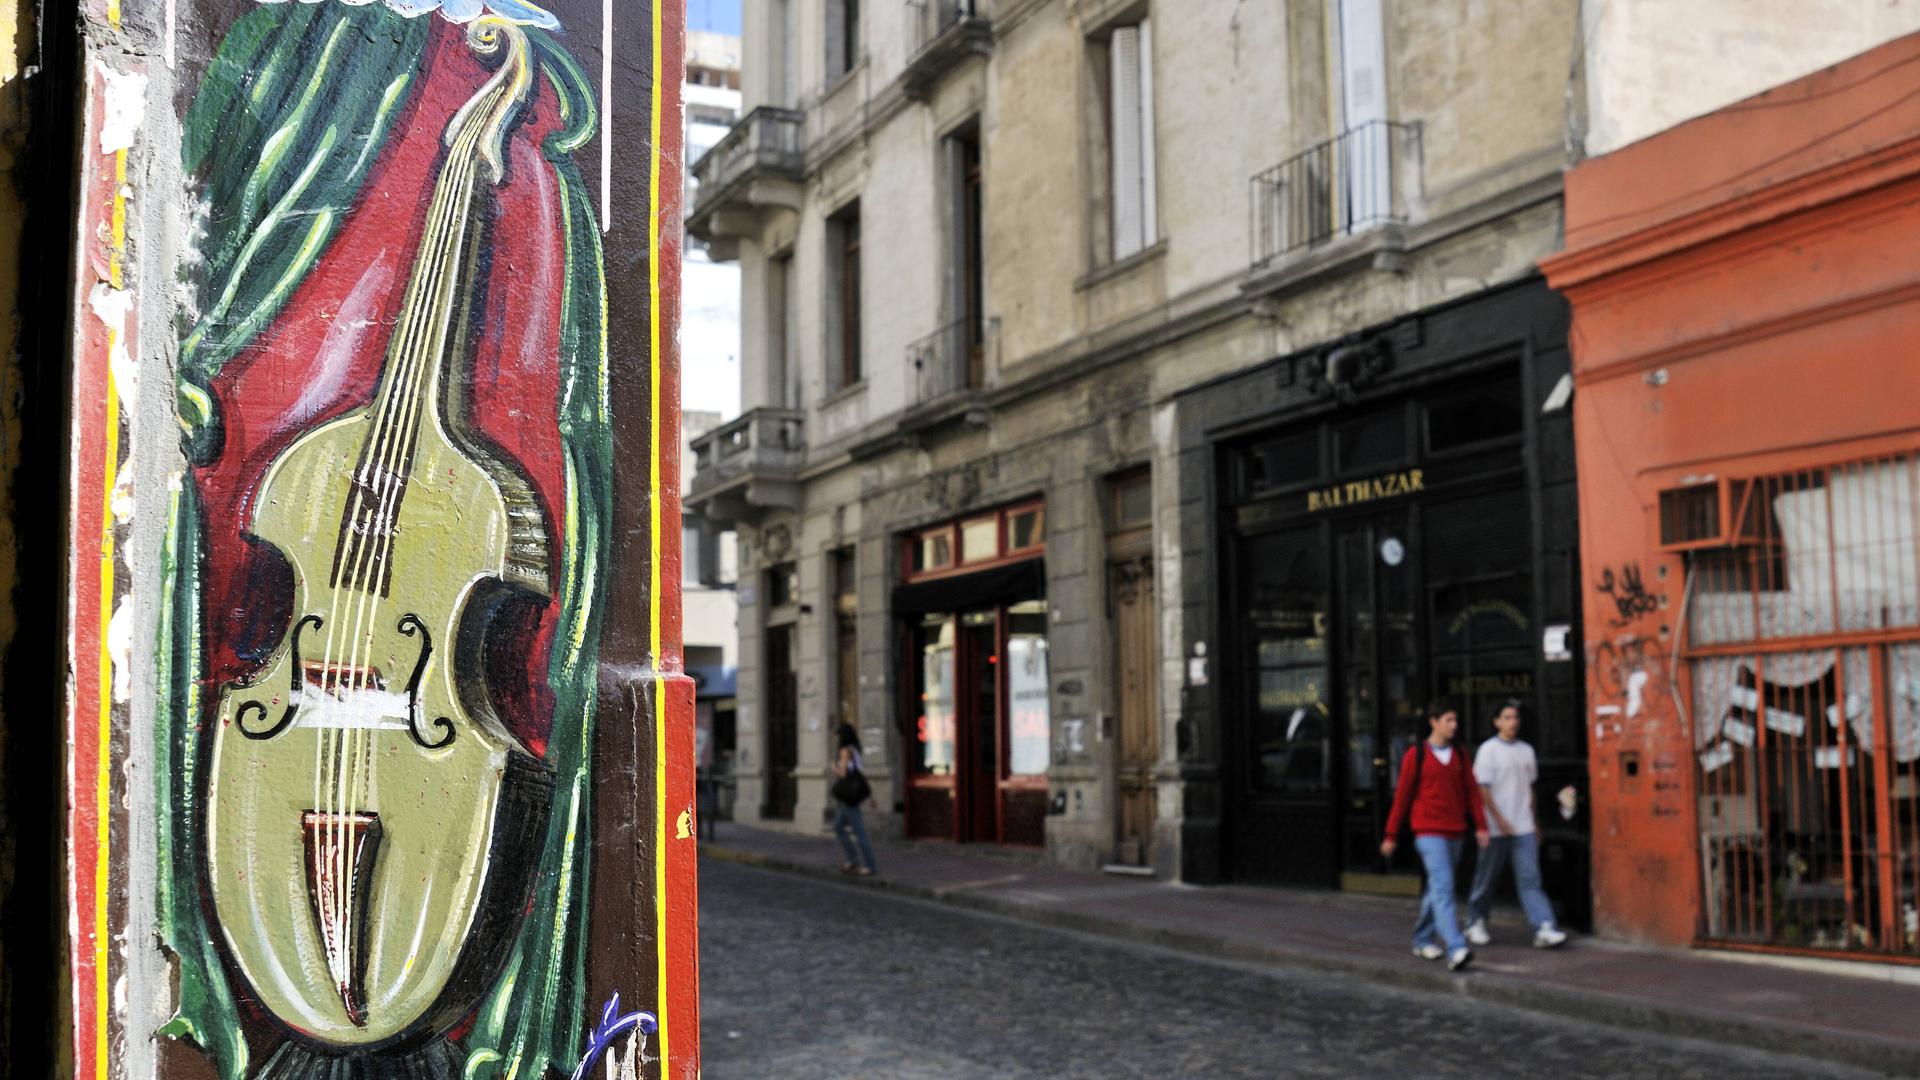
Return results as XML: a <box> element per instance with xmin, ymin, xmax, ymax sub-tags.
<box><xmin>701</xmin><ymin>843</ymin><xmax>1920</xmax><ymax>1077</ymax></box>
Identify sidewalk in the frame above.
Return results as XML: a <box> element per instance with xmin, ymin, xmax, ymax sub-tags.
<box><xmin>703</xmin><ymin>821</ymin><xmax>1920</xmax><ymax>1076</ymax></box>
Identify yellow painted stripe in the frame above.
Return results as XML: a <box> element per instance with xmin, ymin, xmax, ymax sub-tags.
<box><xmin>96</xmin><ymin>355</ymin><xmax>116</xmax><ymax>1080</ymax></box>
<box><xmin>107</xmin><ymin>0</ymin><xmax>121</xmax><ymax>30</ymax></box>
<box><xmin>646</xmin><ymin>0</ymin><xmax>670</xmax><ymax>1069</ymax></box>
<box><xmin>95</xmin><ymin>145</ymin><xmax>128</xmax><ymax>1080</ymax></box>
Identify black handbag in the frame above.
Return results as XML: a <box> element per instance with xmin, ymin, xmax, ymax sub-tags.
<box><xmin>832</xmin><ymin>768</ymin><xmax>872</xmax><ymax>806</ymax></box>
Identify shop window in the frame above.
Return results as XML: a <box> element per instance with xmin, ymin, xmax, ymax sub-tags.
<box><xmin>1006</xmin><ymin>600</ymin><xmax>1051</xmax><ymax>777</ymax></box>
<box><xmin>904</xmin><ymin>500</ymin><xmax>1046</xmax><ymax>581</ymax></box>
<box><xmin>1425</xmin><ymin>373</ymin><xmax>1523</xmax><ymax>455</ymax></box>
<box><xmin>911</xmin><ymin>527</ymin><xmax>955</xmax><ymax>574</ymax></box>
<box><xmin>1242</xmin><ymin>429</ymin><xmax>1321</xmax><ymax>497</ymax></box>
<box><xmin>1008</xmin><ymin>504</ymin><xmax>1045</xmax><ymax>553</ymax></box>
<box><xmin>1335</xmin><ymin>408</ymin><xmax>1406</xmax><ymax>472</ymax></box>
<box><xmin>914</xmin><ymin>615</ymin><xmax>957</xmax><ymax>776</ymax></box>
<box><xmin>960</xmin><ymin>516</ymin><xmax>998</xmax><ymax>564</ymax></box>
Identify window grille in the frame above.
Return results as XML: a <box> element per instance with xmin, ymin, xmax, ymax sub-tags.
<box><xmin>1685</xmin><ymin>450</ymin><xmax>1920</xmax><ymax>958</ymax></box>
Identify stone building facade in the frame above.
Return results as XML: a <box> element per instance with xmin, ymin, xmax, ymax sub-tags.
<box><xmin>689</xmin><ymin>0</ymin><xmax>1594</xmax><ymax>895</ymax></box>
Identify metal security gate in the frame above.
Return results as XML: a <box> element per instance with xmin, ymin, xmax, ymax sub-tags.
<box><xmin>1682</xmin><ymin>451</ymin><xmax>1920</xmax><ymax>957</ymax></box>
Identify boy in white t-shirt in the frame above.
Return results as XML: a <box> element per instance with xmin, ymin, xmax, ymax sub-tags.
<box><xmin>1465</xmin><ymin>701</ymin><xmax>1568</xmax><ymax>948</ymax></box>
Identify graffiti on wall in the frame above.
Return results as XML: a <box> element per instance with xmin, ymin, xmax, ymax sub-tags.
<box><xmin>151</xmin><ymin>1</ymin><xmax>650</xmax><ymax>1076</ymax></box>
<box><xmin>1595</xmin><ymin>562</ymin><xmax>1660</xmax><ymax>628</ymax></box>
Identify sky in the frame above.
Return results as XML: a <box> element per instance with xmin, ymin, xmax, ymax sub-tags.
<box><xmin>687</xmin><ymin>0</ymin><xmax>741</xmax><ymax>35</ymax></box>
<box><xmin>681</xmin><ymin>0</ymin><xmax>744</xmax><ymax>423</ymax></box>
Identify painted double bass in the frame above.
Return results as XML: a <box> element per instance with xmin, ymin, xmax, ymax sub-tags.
<box><xmin>205</xmin><ymin>18</ymin><xmax>553</xmax><ymax>1050</ymax></box>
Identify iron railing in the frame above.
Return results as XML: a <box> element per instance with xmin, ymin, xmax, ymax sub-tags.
<box><xmin>907</xmin><ymin>317</ymin><xmax>995</xmax><ymax>407</ymax></box>
<box><xmin>688</xmin><ymin>106</ymin><xmax>805</xmax><ymax>216</ymax></box>
<box><xmin>906</xmin><ymin>0</ymin><xmax>985</xmax><ymax>57</ymax></box>
<box><xmin>1684</xmin><ymin>450</ymin><xmax>1920</xmax><ymax>958</ymax></box>
<box><xmin>1249</xmin><ymin>120</ymin><xmax>1419</xmax><ymax>269</ymax></box>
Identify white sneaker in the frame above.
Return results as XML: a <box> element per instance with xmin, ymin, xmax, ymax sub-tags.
<box><xmin>1466</xmin><ymin>920</ymin><xmax>1491</xmax><ymax>946</ymax></box>
<box><xmin>1413</xmin><ymin>944</ymin><xmax>1445</xmax><ymax>961</ymax></box>
<box><xmin>1534</xmin><ymin>925</ymin><xmax>1568</xmax><ymax>949</ymax></box>
<box><xmin>1447</xmin><ymin>947</ymin><xmax>1474</xmax><ymax>971</ymax></box>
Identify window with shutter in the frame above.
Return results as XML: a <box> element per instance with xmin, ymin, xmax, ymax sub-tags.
<box><xmin>1107</xmin><ymin>20</ymin><xmax>1156</xmax><ymax>261</ymax></box>
<box><xmin>1338</xmin><ymin>0</ymin><xmax>1390</xmax><ymax>229</ymax></box>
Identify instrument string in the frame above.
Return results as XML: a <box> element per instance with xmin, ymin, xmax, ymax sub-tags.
<box><xmin>329</xmin><ymin>97</ymin><xmax>495</xmax><ymax>1001</ymax></box>
<box><xmin>297</xmin><ymin>21</ymin><xmax>520</xmax><ymax>1013</ymax></box>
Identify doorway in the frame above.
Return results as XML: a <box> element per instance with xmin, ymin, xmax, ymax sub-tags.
<box><xmin>763</xmin><ymin>623</ymin><xmax>797</xmax><ymax>820</ymax></box>
<box><xmin>904</xmin><ymin>600</ymin><xmax>1050</xmax><ymax>845</ymax></box>
<box><xmin>1219</xmin><ymin>369</ymin><xmax>1581</xmax><ymax>897</ymax></box>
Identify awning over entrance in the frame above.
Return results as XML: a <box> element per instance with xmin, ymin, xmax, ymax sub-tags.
<box><xmin>891</xmin><ymin>556</ymin><xmax>1046</xmax><ymax>615</ymax></box>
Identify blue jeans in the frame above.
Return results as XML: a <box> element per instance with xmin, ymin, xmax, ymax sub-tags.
<box><xmin>1412</xmin><ymin>835</ymin><xmax>1467</xmax><ymax>953</ymax></box>
<box><xmin>1467</xmin><ymin>832</ymin><xmax>1557</xmax><ymax>930</ymax></box>
<box><xmin>832</xmin><ymin>802</ymin><xmax>877</xmax><ymax>872</ymax></box>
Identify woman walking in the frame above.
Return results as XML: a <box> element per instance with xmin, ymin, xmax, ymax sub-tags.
<box><xmin>831</xmin><ymin>723</ymin><xmax>878</xmax><ymax>876</ymax></box>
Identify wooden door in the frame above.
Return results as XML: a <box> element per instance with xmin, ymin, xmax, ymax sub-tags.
<box><xmin>1112</xmin><ymin>554</ymin><xmax>1158</xmax><ymax>865</ymax></box>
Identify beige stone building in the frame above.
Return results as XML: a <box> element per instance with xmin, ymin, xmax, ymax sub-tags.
<box><xmin>689</xmin><ymin>0</ymin><xmax>1595</xmax><ymax>901</ymax></box>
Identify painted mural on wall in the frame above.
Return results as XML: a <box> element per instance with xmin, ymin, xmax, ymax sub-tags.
<box><xmin>150</xmin><ymin>2</ymin><xmax>643</xmax><ymax>1075</ymax></box>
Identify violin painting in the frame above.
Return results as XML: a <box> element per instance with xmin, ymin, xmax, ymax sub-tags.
<box><xmin>203</xmin><ymin>15</ymin><xmax>553</xmax><ymax>1049</ymax></box>
<box><xmin>131</xmin><ymin>1</ymin><xmax>696</xmax><ymax>1077</ymax></box>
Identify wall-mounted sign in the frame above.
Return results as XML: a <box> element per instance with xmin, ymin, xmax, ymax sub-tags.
<box><xmin>1447</xmin><ymin>672</ymin><xmax>1534</xmax><ymax>697</ymax></box>
<box><xmin>1306</xmin><ymin>468</ymin><xmax>1426</xmax><ymax>513</ymax></box>
<box><xmin>1543</xmin><ymin>623</ymin><xmax>1573</xmax><ymax>662</ymax></box>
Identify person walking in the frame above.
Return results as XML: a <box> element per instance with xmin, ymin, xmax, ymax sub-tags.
<box><xmin>830</xmin><ymin>723</ymin><xmax>877</xmax><ymax>876</ymax></box>
<box><xmin>1465</xmin><ymin>700</ymin><xmax>1568</xmax><ymax>948</ymax></box>
<box><xmin>1381</xmin><ymin>699</ymin><xmax>1488</xmax><ymax>971</ymax></box>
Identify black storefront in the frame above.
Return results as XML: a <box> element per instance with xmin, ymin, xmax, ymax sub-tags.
<box><xmin>1176</xmin><ymin>278</ymin><xmax>1590</xmax><ymax>929</ymax></box>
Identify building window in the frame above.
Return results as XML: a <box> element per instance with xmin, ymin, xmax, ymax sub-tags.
<box><xmin>904</xmin><ymin>500</ymin><xmax>1046</xmax><ymax>582</ymax></box>
<box><xmin>959</xmin><ymin>516</ymin><xmax>998</xmax><ymax>565</ymax></box>
<box><xmin>769</xmin><ymin>251</ymin><xmax>797</xmax><ymax>408</ymax></box>
<box><xmin>911</xmin><ymin>526</ymin><xmax>955</xmax><ymax>575</ymax></box>
<box><xmin>683</xmin><ymin>523</ymin><xmax>704</xmax><ymax>585</ymax></box>
<box><xmin>1100</xmin><ymin>17</ymin><xmax>1157</xmax><ymax>262</ymax></box>
<box><xmin>827</xmin><ymin>0</ymin><xmax>861</xmax><ymax>81</ymax></box>
<box><xmin>828</xmin><ymin>204</ymin><xmax>863</xmax><ymax>390</ymax></box>
<box><xmin>1111</xmin><ymin>470</ymin><xmax>1152</xmax><ymax>532</ymax></box>
<box><xmin>1007</xmin><ymin>504</ymin><xmax>1045</xmax><ymax>555</ymax></box>
<box><xmin>1684</xmin><ymin>453</ymin><xmax>1920</xmax><ymax>958</ymax></box>
<box><xmin>946</xmin><ymin>125</ymin><xmax>986</xmax><ymax>388</ymax></box>
<box><xmin>767</xmin><ymin>562</ymin><xmax>798</xmax><ymax>608</ymax></box>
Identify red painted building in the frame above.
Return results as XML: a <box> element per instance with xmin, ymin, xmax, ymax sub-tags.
<box><xmin>1543</xmin><ymin>35</ymin><xmax>1920</xmax><ymax>959</ymax></box>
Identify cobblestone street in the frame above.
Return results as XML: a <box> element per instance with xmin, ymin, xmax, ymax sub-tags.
<box><xmin>699</xmin><ymin>859</ymin><xmax>1878</xmax><ymax>1080</ymax></box>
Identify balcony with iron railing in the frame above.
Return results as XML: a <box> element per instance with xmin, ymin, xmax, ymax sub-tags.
<box><xmin>685</xmin><ymin>107</ymin><xmax>807</xmax><ymax>258</ymax></box>
<box><xmin>902</xmin><ymin>313</ymin><xmax>998</xmax><ymax>413</ymax></box>
<box><xmin>687</xmin><ymin>407</ymin><xmax>807</xmax><ymax>524</ymax></box>
<box><xmin>901</xmin><ymin>0</ymin><xmax>993</xmax><ymax>101</ymax></box>
<box><xmin>1246</xmin><ymin>120</ymin><xmax>1422</xmax><ymax>291</ymax></box>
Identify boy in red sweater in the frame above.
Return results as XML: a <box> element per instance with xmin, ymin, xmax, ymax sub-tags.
<box><xmin>1380</xmin><ymin>699</ymin><xmax>1489</xmax><ymax>971</ymax></box>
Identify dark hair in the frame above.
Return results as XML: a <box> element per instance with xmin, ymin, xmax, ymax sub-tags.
<box><xmin>1496</xmin><ymin>698</ymin><xmax>1524</xmax><ymax>717</ymax></box>
<box><xmin>1425</xmin><ymin>698</ymin><xmax>1460</xmax><ymax>723</ymax></box>
<box><xmin>836</xmin><ymin>722</ymin><xmax>861</xmax><ymax>749</ymax></box>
